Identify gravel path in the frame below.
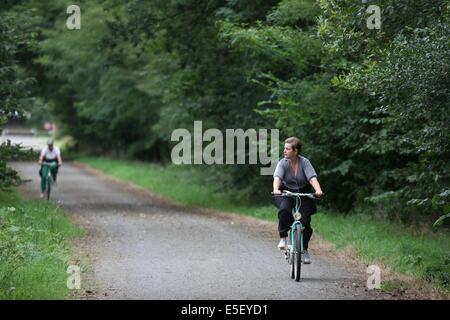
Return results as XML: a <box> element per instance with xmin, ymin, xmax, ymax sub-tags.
<box><xmin>12</xmin><ymin>160</ymin><xmax>380</xmax><ymax>300</ymax></box>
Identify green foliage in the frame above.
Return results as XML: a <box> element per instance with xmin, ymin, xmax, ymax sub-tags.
<box><xmin>0</xmin><ymin>140</ymin><xmax>29</xmax><ymax>190</ymax></box>
<box><xmin>219</xmin><ymin>0</ymin><xmax>450</xmax><ymax>218</ymax></box>
<box><xmin>434</xmin><ymin>213</ymin><xmax>450</xmax><ymax>228</ymax></box>
<box><xmin>0</xmin><ymin>192</ymin><xmax>83</xmax><ymax>299</ymax></box>
<box><xmin>5</xmin><ymin>0</ymin><xmax>449</xmax><ymax>220</ymax></box>
<box><xmin>0</xmin><ymin>7</ymin><xmax>35</xmax><ymax>190</ymax></box>
<box><xmin>313</xmin><ymin>211</ymin><xmax>450</xmax><ymax>292</ymax></box>
<box><xmin>317</xmin><ymin>0</ymin><xmax>450</xmax><ymax>219</ymax></box>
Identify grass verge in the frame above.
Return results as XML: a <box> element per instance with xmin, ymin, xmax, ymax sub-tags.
<box><xmin>0</xmin><ymin>190</ymin><xmax>83</xmax><ymax>299</ymax></box>
<box><xmin>79</xmin><ymin>156</ymin><xmax>450</xmax><ymax>296</ymax></box>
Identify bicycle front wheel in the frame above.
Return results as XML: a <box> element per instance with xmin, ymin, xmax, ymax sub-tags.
<box><xmin>295</xmin><ymin>224</ymin><xmax>302</xmax><ymax>282</ymax></box>
<box><xmin>46</xmin><ymin>175</ymin><xmax>52</xmax><ymax>200</ymax></box>
<box><xmin>289</xmin><ymin>230</ymin><xmax>295</xmax><ymax>279</ymax></box>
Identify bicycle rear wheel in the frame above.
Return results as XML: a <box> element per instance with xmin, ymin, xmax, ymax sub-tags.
<box><xmin>295</xmin><ymin>224</ymin><xmax>302</xmax><ymax>282</ymax></box>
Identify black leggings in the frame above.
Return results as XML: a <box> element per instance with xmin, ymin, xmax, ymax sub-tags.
<box><xmin>276</xmin><ymin>193</ymin><xmax>316</xmax><ymax>250</ymax></box>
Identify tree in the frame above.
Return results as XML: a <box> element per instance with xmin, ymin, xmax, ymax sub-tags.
<box><xmin>0</xmin><ymin>8</ymin><xmax>33</xmax><ymax>190</ymax></box>
<box><xmin>318</xmin><ymin>0</ymin><xmax>450</xmax><ymax>220</ymax></box>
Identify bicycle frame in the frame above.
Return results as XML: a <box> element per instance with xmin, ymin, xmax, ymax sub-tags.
<box><xmin>289</xmin><ymin>194</ymin><xmax>304</xmax><ymax>256</ymax></box>
<box><xmin>273</xmin><ymin>191</ymin><xmax>318</xmax><ymax>281</ymax></box>
<box><xmin>41</xmin><ymin>162</ymin><xmax>57</xmax><ymax>199</ymax></box>
<box><xmin>274</xmin><ymin>191</ymin><xmax>316</xmax><ymax>254</ymax></box>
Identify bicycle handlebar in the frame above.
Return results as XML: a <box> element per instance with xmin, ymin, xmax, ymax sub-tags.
<box><xmin>41</xmin><ymin>162</ymin><xmax>59</xmax><ymax>167</ymax></box>
<box><xmin>271</xmin><ymin>191</ymin><xmax>323</xmax><ymax>199</ymax></box>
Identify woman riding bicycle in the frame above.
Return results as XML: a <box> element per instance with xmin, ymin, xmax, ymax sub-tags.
<box><xmin>38</xmin><ymin>138</ymin><xmax>62</xmax><ymax>198</ymax></box>
<box><xmin>273</xmin><ymin>137</ymin><xmax>323</xmax><ymax>264</ymax></box>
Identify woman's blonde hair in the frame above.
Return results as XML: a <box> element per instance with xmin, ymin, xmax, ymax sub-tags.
<box><xmin>284</xmin><ymin>137</ymin><xmax>302</xmax><ymax>155</ymax></box>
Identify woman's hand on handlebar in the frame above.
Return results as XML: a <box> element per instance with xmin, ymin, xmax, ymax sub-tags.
<box><xmin>314</xmin><ymin>190</ymin><xmax>324</xmax><ymax>198</ymax></box>
<box><xmin>272</xmin><ymin>189</ymin><xmax>281</xmax><ymax>195</ymax></box>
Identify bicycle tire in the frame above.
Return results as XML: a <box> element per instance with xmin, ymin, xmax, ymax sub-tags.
<box><xmin>46</xmin><ymin>175</ymin><xmax>52</xmax><ymax>200</ymax></box>
<box><xmin>295</xmin><ymin>224</ymin><xmax>302</xmax><ymax>282</ymax></box>
<box><xmin>289</xmin><ymin>230</ymin><xmax>295</xmax><ymax>279</ymax></box>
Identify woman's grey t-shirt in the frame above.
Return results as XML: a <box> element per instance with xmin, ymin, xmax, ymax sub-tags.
<box><xmin>273</xmin><ymin>156</ymin><xmax>317</xmax><ymax>190</ymax></box>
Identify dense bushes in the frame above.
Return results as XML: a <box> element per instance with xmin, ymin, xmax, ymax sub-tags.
<box><xmin>0</xmin><ymin>5</ymin><xmax>28</xmax><ymax>190</ymax></box>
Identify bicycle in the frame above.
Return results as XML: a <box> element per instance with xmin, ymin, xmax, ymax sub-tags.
<box><xmin>272</xmin><ymin>191</ymin><xmax>319</xmax><ymax>282</ymax></box>
<box><xmin>41</xmin><ymin>161</ymin><xmax>58</xmax><ymax>200</ymax></box>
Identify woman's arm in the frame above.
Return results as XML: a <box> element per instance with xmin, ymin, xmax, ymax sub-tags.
<box><xmin>38</xmin><ymin>150</ymin><xmax>44</xmax><ymax>165</ymax></box>
<box><xmin>273</xmin><ymin>176</ymin><xmax>282</xmax><ymax>194</ymax></box>
<box><xmin>309</xmin><ymin>177</ymin><xmax>323</xmax><ymax>197</ymax></box>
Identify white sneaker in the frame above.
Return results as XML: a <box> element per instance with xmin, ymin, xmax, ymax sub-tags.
<box><xmin>277</xmin><ymin>238</ymin><xmax>287</xmax><ymax>250</ymax></box>
<box><xmin>302</xmin><ymin>250</ymin><xmax>311</xmax><ymax>264</ymax></box>
<box><xmin>40</xmin><ymin>193</ymin><xmax>45</xmax><ymax>199</ymax></box>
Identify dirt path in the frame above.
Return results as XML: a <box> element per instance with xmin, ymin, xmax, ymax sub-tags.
<box><xmin>12</xmin><ymin>161</ymin><xmax>386</xmax><ymax>300</ymax></box>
